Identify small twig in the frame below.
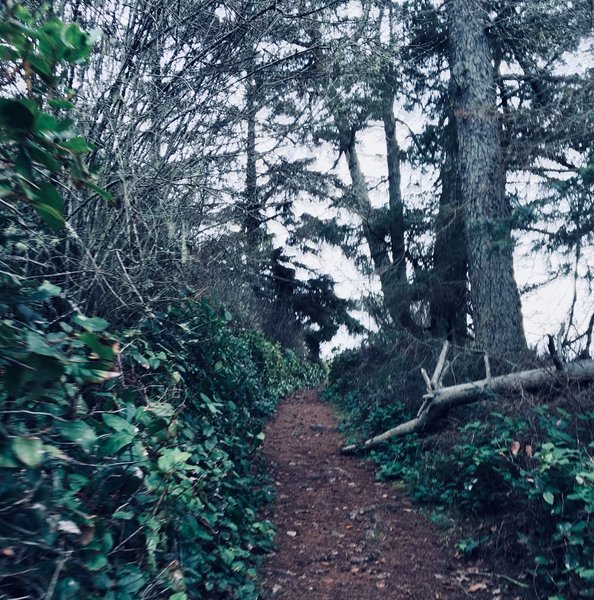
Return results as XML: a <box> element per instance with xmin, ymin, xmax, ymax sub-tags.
<box><xmin>431</xmin><ymin>341</ymin><xmax>450</xmax><ymax>388</ymax></box>
<box><xmin>416</xmin><ymin>398</ymin><xmax>431</xmax><ymax>418</ymax></box>
<box><xmin>45</xmin><ymin>551</ymin><xmax>71</xmax><ymax>600</ymax></box>
<box><xmin>474</xmin><ymin>570</ymin><xmax>530</xmax><ymax>589</ymax></box>
<box><xmin>115</xmin><ymin>249</ymin><xmax>153</xmax><ymax>314</ymax></box>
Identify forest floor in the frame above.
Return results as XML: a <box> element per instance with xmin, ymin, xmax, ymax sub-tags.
<box><xmin>259</xmin><ymin>389</ymin><xmax>531</xmax><ymax>600</ymax></box>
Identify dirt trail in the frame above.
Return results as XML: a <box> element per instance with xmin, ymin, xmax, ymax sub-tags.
<box><xmin>260</xmin><ymin>389</ymin><xmax>501</xmax><ymax>600</ymax></box>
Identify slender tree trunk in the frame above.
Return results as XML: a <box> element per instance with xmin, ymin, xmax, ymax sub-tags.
<box><xmin>447</xmin><ymin>0</ymin><xmax>526</xmax><ymax>357</ymax></box>
<box><xmin>382</xmin><ymin>92</ymin><xmax>411</xmax><ymax>328</ymax></box>
<box><xmin>334</xmin><ymin>119</ymin><xmax>399</xmax><ymax>323</ymax></box>
<box><xmin>244</xmin><ymin>75</ymin><xmax>260</xmax><ymax>239</ymax></box>
<box><xmin>431</xmin><ymin>86</ymin><xmax>468</xmax><ymax>343</ymax></box>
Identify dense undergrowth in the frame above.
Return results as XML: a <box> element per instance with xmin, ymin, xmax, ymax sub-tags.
<box><xmin>0</xmin><ymin>9</ymin><xmax>323</xmax><ymax>599</ymax></box>
<box><xmin>1</xmin><ymin>285</ymin><xmax>322</xmax><ymax>600</ymax></box>
<box><xmin>325</xmin><ymin>331</ymin><xmax>594</xmax><ymax>599</ymax></box>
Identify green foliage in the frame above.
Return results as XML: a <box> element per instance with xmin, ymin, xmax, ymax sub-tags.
<box><xmin>0</xmin><ymin>6</ymin><xmax>109</xmax><ymax>232</ymax></box>
<box><xmin>0</xmin><ymin>7</ymin><xmax>324</xmax><ymax>599</ymax></box>
<box><xmin>0</xmin><ymin>292</ymin><xmax>321</xmax><ymax>599</ymax></box>
<box><xmin>328</xmin><ymin>334</ymin><xmax>594</xmax><ymax>597</ymax></box>
<box><xmin>241</xmin><ymin>329</ymin><xmax>323</xmax><ymax>402</ymax></box>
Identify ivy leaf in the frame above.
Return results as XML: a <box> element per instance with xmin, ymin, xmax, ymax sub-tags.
<box><xmin>113</xmin><ymin>510</ymin><xmax>134</xmax><ymax>520</ymax></box>
<box><xmin>87</xmin><ymin>182</ymin><xmax>114</xmax><ymax>202</ymax></box>
<box><xmin>25</xmin><ymin>141</ymin><xmax>62</xmax><ymax>172</ymax></box>
<box><xmin>543</xmin><ymin>491</ymin><xmax>555</xmax><ymax>505</ymax></box>
<box><xmin>30</xmin><ymin>55</ymin><xmax>54</xmax><ymax>78</ymax></box>
<box><xmin>158</xmin><ymin>448</ymin><xmax>192</xmax><ymax>472</ymax></box>
<box><xmin>73</xmin><ymin>314</ymin><xmax>109</xmax><ymax>332</ymax></box>
<box><xmin>35</xmin><ymin>280</ymin><xmax>62</xmax><ymax>299</ymax></box>
<box><xmin>48</xmin><ymin>97</ymin><xmax>75</xmax><ymax>110</ymax></box>
<box><xmin>116</xmin><ymin>568</ymin><xmax>146</xmax><ymax>594</ymax></box>
<box><xmin>35</xmin><ymin>182</ymin><xmax>64</xmax><ymax>211</ymax></box>
<box><xmin>103</xmin><ymin>413</ymin><xmax>135</xmax><ymax>434</ymax></box>
<box><xmin>29</xmin><ymin>182</ymin><xmax>65</xmax><ymax>229</ymax></box>
<box><xmin>32</xmin><ymin>201</ymin><xmax>65</xmax><ymax>229</ymax></box>
<box><xmin>61</xmin><ymin>23</ymin><xmax>85</xmax><ymax>49</ymax></box>
<box><xmin>59</xmin><ymin>136</ymin><xmax>93</xmax><ymax>153</ymax></box>
<box><xmin>146</xmin><ymin>401</ymin><xmax>175</xmax><ymax>418</ymax></box>
<box><xmin>78</xmin><ymin>332</ymin><xmax>116</xmax><ymax>360</ymax></box>
<box><xmin>578</xmin><ymin>568</ymin><xmax>594</xmax><ymax>581</ymax></box>
<box><xmin>84</xmin><ymin>552</ymin><xmax>108</xmax><ymax>571</ymax></box>
<box><xmin>26</xmin><ymin>330</ymin><xmax>63</xmax><ymax>359</ymax></box>
<box><xmin>58</xmin><ymin>421</ymin><xmax>97</xmax><ymax>451</ymax></box>
<box><xmin>34</xmin><ymin>112</ymin><xmax>60</xmax><ymax>133</ymax></box>
<box><xmin>100</xmin><ymin>432</ymin><xmax>134</xmax><ymax>456</ymax></box>
<box><xmin>200</xmin><ymin>392</ymin><xmax>221</xmax><ymax>415</ymax></box>
<box><xmin>12</xmin><ymin>437</ymin><xmax>44</xmax><ymax>468</ymax></box>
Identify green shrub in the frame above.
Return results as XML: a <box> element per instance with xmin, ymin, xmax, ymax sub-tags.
<box><xmin>0</xmin><ymin>292</ymin><xmax>322</xmax><ymax>599</ymax></box>
<box><xmin>328</xmin><ymin>331</ymin><xmax>594</xmax><ymax>598</ymax></box>
<box><xmin>0</xmin><ymin>7</ymin><xmax>324</xmax><ymax>598</ymax></box>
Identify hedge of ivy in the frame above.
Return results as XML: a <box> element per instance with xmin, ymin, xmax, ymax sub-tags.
<box><xmin>0</xmin><ymin>7</ymin><xmax>323</xmax><ymax>599</ymax></box>
<box><xmin>1</xmin><ymin>286</ymin><xmax>322</xmax><ymax>600</ymax></box>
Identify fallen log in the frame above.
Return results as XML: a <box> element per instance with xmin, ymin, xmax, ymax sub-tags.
<box><xmin>342</xmin><ymin>343</ymin><xmax>594</xmax><ymax>453</ymax></box>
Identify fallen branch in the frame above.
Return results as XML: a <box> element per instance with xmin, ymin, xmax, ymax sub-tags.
<box><xmin>342</xmin><ymin>342</ymin><xmax>594</xmax><ymax>453</ymax></box>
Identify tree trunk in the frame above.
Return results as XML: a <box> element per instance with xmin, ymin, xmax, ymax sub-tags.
<box><xmin>382</xmin><ymin>92</ymin><xmax>411</xmax><ymax>329</ymax></box>
<box><xmin>243</xmin><ymin>75</ymin><xmax>260</xmax><ymax>239</ymax></box>
<box><xmin>431</xmin><ymin>84</ymin><xmax>468</xmax><ymax>343</ymax></box>
<box><xmin>334</xmin><ymin>119</ymin><xmax>399</xmax><ymax>324</ymax></box>
<box><xmin>447</xmin><ymin>0</ymin><xmax>527</xmax><ymax>357</ymax></box>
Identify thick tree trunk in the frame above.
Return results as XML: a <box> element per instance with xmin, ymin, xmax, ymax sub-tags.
<box><xmin>447</xmin><ymin>0</ymin><xmax>527</xmax><ymax>357</ymax></box>
<box><xmin>431</xmin><ymin>88</ymin><xmax>468</xmax><ymax>343</ymax></box>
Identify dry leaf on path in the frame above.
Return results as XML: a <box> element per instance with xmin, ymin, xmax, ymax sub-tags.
<box><xmin>467</xmin><ymin>581</ymin><xmax>488</xmax><ymax>592</ymax></box>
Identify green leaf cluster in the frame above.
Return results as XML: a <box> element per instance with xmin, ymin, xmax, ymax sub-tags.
<box><xmin>0</xmin><ymin>5</ymin><xmax>110</xmax><ymax>232</ymax></box>
<box><xmin>0</xmin><ymin>284</ymin><xmax>322</xmax><ymax>600</ymax></box>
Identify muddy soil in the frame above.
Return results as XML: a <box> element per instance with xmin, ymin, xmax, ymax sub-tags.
<box><xmin>260</xmin><ymin>389</ymin><xmax>529</xmax><ymax>600</ymax></box>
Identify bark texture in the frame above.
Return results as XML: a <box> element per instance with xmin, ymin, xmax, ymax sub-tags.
<box><xmin>448</xmin><ymin>0</ymin><xmax>527</xmax><ymax>357</ymax></box>
<box><xmin>431</xmin><ymin>86</ymin><xmax>468</xmax><ymax>343</ymax></box>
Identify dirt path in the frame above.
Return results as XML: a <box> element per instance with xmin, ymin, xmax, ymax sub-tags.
<box><xmin>259</xmin><ymin>389</ymin><xmax>506</xmax><ymax>600</ymax></box>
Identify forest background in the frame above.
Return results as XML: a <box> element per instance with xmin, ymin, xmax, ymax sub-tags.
<box><xmin>2</xmin><ymin>0</ymin><xmax>593</xmax><ymax>360</ymax></box>
<box><xmin>2</xmin><ymin>0</ymin><xmax>594</xmax><ymax>598</ymax></box>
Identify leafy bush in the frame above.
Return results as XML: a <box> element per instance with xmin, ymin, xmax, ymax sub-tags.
<box><xmin>328</xmin><ymin>332</ymin><xmax>594</xmax><ymax>598</ymax></box>
<box><xmin>0</xmin><ymin>291</ymin><xmax>322</xmax><ymax>600</ymax></box>
<box><xmin>0</xmin><ymin>8</ymin><xmax>323</xmax><ymax>599</ymax></box>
